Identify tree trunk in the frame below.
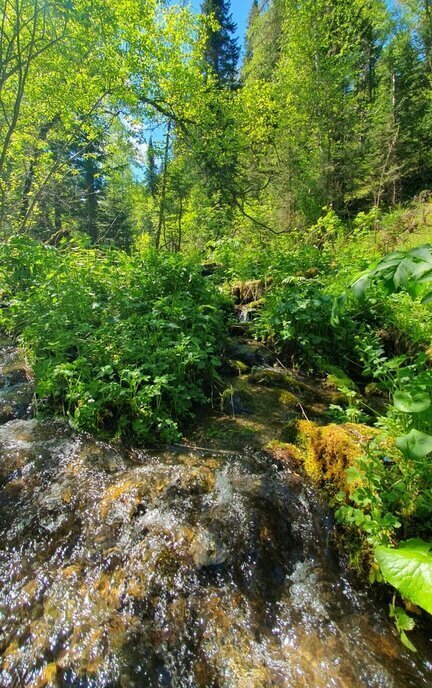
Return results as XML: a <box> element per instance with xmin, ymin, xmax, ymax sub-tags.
<box><xmin>155</xmin><ymin>120</ymin><xmax>171</xmax><ymax>251</ymax></box>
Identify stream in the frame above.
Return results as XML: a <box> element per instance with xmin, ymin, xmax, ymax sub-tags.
<box><xmin>0</xmin><ymin>341</ymin><xmax>431</xmax><ymax>687</ymax></box>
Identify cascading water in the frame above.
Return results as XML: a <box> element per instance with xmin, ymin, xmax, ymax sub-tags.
<box><xmin>0</xmin><ymin>341</ymin><xmax>431</xmax><ymax>687</ymax></box>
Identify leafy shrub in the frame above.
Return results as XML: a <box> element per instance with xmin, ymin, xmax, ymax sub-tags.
<box><xmin>379</xmin><ymin>292</ymin><xmax>432</xmax><ymax>351</ymax></box>
<box><xmin>254</xmin><ymin>277</ymin><xmax>356</xmax><ymax>371</ymax></box>
<box><xmin>0</xmin><ymin>238</ymin><xmax>229</xmax><ymax>443</ymax></box>
<box><xmin>327</xmin><ymin>245</ymin><xmax>432</xmax><ymax>645</ymax></box>
<box><xmin>207</xmin><ymin>235</ymin><xmax>332</xmax><ymax>284</ymax></box>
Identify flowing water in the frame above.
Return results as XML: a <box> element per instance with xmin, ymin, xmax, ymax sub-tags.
<box><xmin>0</xmin><ymin>342</ymin><xmax>431</xmax><ymax>687</ymax></box>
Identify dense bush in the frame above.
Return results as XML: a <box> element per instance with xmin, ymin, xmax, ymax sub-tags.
<box><xmin>207</xmin><ymin>234</ymin><xmax>332</xmax><ymax>284</ymax></box>
<box><xmin>0</xmin><ymin>237</ymin><xmax>229</xmax><ymax>443</ymax></box>
<box><xmin>253</xmin><ymin>278</ymin><xmax>337</xmax><ymax>370</ymax></box>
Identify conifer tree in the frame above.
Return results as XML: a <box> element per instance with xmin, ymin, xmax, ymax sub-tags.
<box><xmin>201</xmin><ymin>0</ymin><xmax>240</xmax><ymax>86</ymax></box>
<box><xmin>244</xmin><ymin>0</ymin><xmax>259</xmax><ymax>64</ymax></box>
<box><xmin>145</xmin><ymin>138</ymin><xmax>159</xmax><ymax>198</ymax></box>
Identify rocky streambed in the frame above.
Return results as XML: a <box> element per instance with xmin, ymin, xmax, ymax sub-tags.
<box><xmin>0</xmin><ymin>339</ymin><xmax>431</xmax><ymax>687</ymax></box>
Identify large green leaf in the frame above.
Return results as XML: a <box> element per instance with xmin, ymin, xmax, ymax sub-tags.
<box><xmin>330</xmin><ymin>292</ymin><xmax>346</xmax><ymax>326</ymax></box>
<box><xmin>393</xmin><ymin>390</ymin><xmax>431</xmax><ymax>414</ymax></box>
<box><xmin>375</xmin><ymin>540</ymin><xmax>432</xmax><ymax>614</ymax></box>
<box><xmin>410</xmin><ymin>246</ymin><xmax>432</xmax><ymax>264</ymax></box>
<box><xmin>396</xmin><ymin>429</ymin><xmax>432</xmax><ymax>459</ymax></box>
<box><xmin>348</xmin><ymin>245</ymin><xmax>432</xmax><ymax>299</ymax></box>
<box><xmin>350</xmin><ymin>273</ymin><xmax>371</xmax><ymax>299</ymax></box>
<box><xmin>333</xmin><ymin>245</ymin><xmax>432</xmax><ymax>325</ymax></box>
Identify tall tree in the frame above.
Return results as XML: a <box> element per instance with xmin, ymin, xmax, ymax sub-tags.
<box><xmin>201</xmin><ymin>0</ymin><xmax>240</xmax><ymax>86</ymax></box>
<box><xmin>0</xmin><ymin>0</ymin><xmax>207</xmax><ymax>241</ymax></box>
<box><xmin>240</xmin><ymin>0</ymin><xmax>396</xmax><ymax>226</ymax></box>
<box><xmin>145</xmin><ymin>138</ymin><xmax>159</xmax><ymax>198</ymax></box>
<box><xmin>244</xmin><ymin>0</ymin><xmax>259</xmax><ymax>64</ymax></box>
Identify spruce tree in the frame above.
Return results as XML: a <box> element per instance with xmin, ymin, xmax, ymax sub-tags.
<box><xmin>201</xmin><ymin>0</ymin><xmax>240</xmax><ymax>86</ymax></box>
<box><xmin>244</xmin><ymin>0</ymin><xmax>259</xmax><ymax>64</ymax></box>
<box><xmin>145</xmin><ymin>138</ymin><xmax>159</xmax><ymax>197</ymax></box>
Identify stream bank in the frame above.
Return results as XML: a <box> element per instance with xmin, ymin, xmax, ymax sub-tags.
<box><xmin>0</xmin><ymin>338</ymin><xmax>431</xmax><ymax>687</ymax></box>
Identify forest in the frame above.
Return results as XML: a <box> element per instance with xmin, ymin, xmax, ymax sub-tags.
<box><xmin>0</xmin><ymin>0</ymin><xmax>432</xmax><ymax>685</ymax></box>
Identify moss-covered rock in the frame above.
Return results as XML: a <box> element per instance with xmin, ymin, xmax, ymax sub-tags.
<box><xmin>229</xmin><ymin>359</ymin><xmax>250</xmax><ymax>375</ymax></box>
<box><xmin>266</xmin><ymin>440</ymin><xmax>302</xmax><ymax>464</ymax></box>
<box><xmin>322</xmin><ymin>365</ymin><xmax>358</xmax><ymax>392</ymax></box>
<box><xmin>221</xmin><ymin>387</ymin><xmax>253</xmax><ymax>415</ymax></box>
<box><xmin>321</xmin><ymin>364</ymin><xmax>359</xmax><ymax>404</ymax></box>
<box><xmin>248</xmin><ymin>369</ymin><xmax>295</xmax><ymax>390</ymax></box>
<box><xmin>295</xmin><ymin>421</ymin><xmax>377</xmax><ymax>492</ymax></box>
<box><xmin>278</xmin><ymin>390</ymin><xmax>301</xmax><ymax>408</ymax></box>
<box><xmin>364</xmin><ymin>382</ymin><xmax>386</xmax><ymax>398</ymax></box>
<box><xmin>227</xmin><ymin>341</ymin><xmax>275</xmax><ymax>367</ymax></box>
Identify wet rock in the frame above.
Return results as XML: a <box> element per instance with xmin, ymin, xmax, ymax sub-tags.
<box><xmin>190</xmin><ymin>529</ymin><xmax>227</xmax><ymax>568</ymax></box>
<box><xmin>266</xmin><ymin>440</ymin><xmax>302</xmax><ymax>466</ymax></box>
<box><xmin>221</xmin><ymin>388</ymin><xmax>252</xmax><ymax>416</ymax></box>
<box><xmin>235</xmin><ymin>300</ymin><xmax>263</xmax><ymax>323</ymax></box>
<box><xmin>0</xmin><ymin>364</ymin><xmax>30</xmax><ymax>388</ymax></box>
<box><xmin>0</xmin><ymin>383</ymin><xmax>34</xmax><ymax>422</ymax></box>
<box><xmin>227</xmin><ymin>341</ymin><xmax>275</xmax><ymax>368</ymax></box>
<box><xmin>0</xmin><ymin>348</ymin><xmax>32</xmax><ymax>388</ymax></box>
<box><xmin>0</xmin><ymin>342</ymin><xmax>431</xmax><ymax>688</ymax></box>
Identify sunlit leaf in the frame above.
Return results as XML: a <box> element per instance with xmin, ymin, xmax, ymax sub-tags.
<box><xmin>375</xmin><ymin>540</ymin><xmax>432</xmax><ymax>614</ymax></box>
<box><xmin>396</xmin><ymin>429</ymin><xmax>432</xmax><ymax>459</ymax></box>
<box><xmin>393</xmin><ymin>390</ymin><xmax>431</xmax><ymax>414</ymax></box>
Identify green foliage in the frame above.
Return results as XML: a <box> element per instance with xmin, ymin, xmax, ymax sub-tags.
<box><xmin>329</xmin><ymin>386</ymin><xmax>371</xmax><ymax>425</ymax></box>
<box><xmin>376</xmin><ymin>540</ymin><xmax>432</xmax><ymax>615</ymax></box>
<box><xmin>200</xmin><ymin>0</ymin><xmax>240</xmax><ymax>87</ymax></box>
<box><xmin>350</xmin><ymin>245</ymin><xmax>432</xmax><ymax>303</ymax></box>
<box><xmin>389</xmin><ymin>601</ymin><xmax>417</xmax><ymax>652</ymax></box>
<box><xmin>396</xmin><ymin>429</ymin><xmax>432</xmax><ymax>460</ymax></box>
<box><xmin>334</xmin><ymin>441</ymin><xmax>404</xmax><ymax>547</ymax></box>
<box><xmin>254</xmin><ymin>279</ymin><xmax>335</xmax><ymax>369</ymax></box>
<box><xmin>0</xmin><ymin>237</ymin><xmax>228</xmax><ymax>442</ymax></box>
<box><xmin>323</xmin><ymin>240</ymin><xmax>432</xmax><ymax>644</ymax></box>
<box><xmin>208</xmin><ymin>235</ymin><xmax>332</xmax><ymax>284</ymax></box>
<box><xmin>307</xmin><ymin>208</ymin><xmax>346</xmax><ymax>246</ymax></box>
<box><xmin>379</xmin><ymin>292</ymin><xmax>432</xmax><ymax>350</ymax></box>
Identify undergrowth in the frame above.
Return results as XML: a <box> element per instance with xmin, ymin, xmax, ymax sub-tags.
<box><xmin>0</xmin><ymin>236</ymin><xmax>229</xmax><ymax>443</ymax></box>
<box><xmin>207</xmin><ymin>203</ymin><xmax>432</xmax><ymax>645</ymax></box>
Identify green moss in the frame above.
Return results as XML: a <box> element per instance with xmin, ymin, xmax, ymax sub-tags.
<box><xmin>229</xmin><ymin>359</ymin><xmax>250</xmax><ymax>374</ymax></box>
<box><xmin>280</xmin><ymin>419</ymin><xmax>300</xmax><ymax>444</ymax></box>
<box><xmin>248</xmin><ymin>369</ymin><xmax>295</xmax><ymax>390</ymax></box>
<box><xmin>266</xmin><ymin>440</ymin><xmax>302</xmax><ymax>463</ymax></box>
<box><xmin>220</xmin><ymin>386</ymin><xmax>253</xmax><ymax>415</ymax></box>
<box><xmin>322</xmin><ymin>364</ymin><xmax>358</xmax><ymax>392</ymax></box>
<box><xmin>201</xmin><ymin>420</ymin><xmax>259</xmax><ymax>449</ymax></box>
<box><xmin>364</xmin><ymin>382</ymin><xmax>386</xmax><ymax>397</ymax></box>
<box><xmin>278</xmin><ymin>390</ymin><xmax>300</xmax><ymax>407</ymax></box>
<box><xmin>295</xmin><ymin>420</ymin><xmax>376</xmax><ymax>490</ymax></box>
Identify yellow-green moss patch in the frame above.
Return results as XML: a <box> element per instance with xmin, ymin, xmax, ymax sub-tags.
<box><xmin>296</xmin><ymin>421</ymin><xmax>377</xmax><ymax>492</ymax></box>
<box><xmin>266</xmin><ymin>440</ymin><xmax>302</xmax><ymax>464</ymax></box>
